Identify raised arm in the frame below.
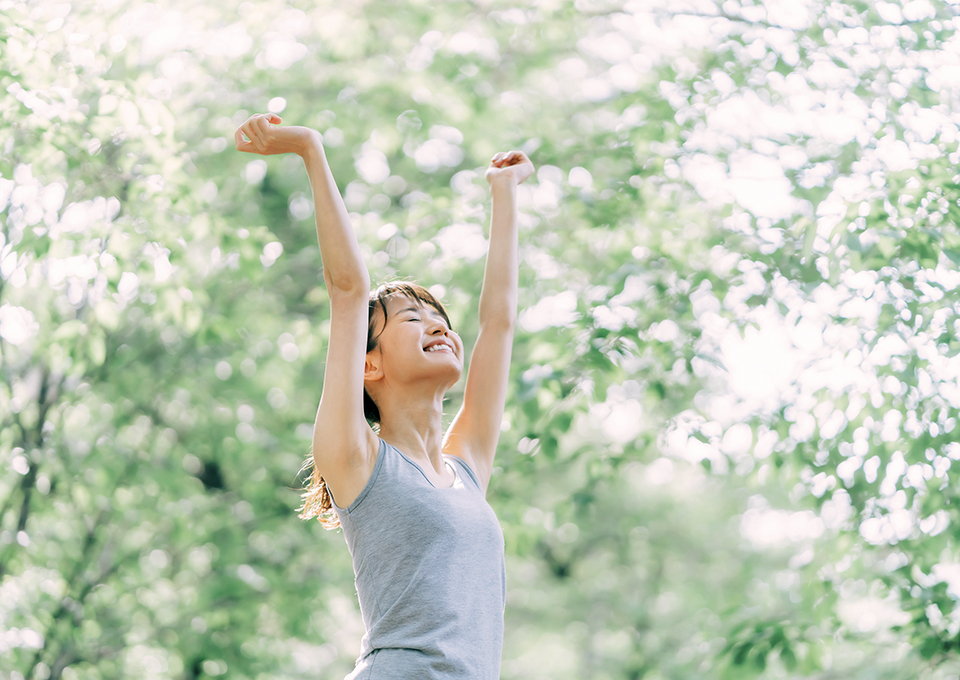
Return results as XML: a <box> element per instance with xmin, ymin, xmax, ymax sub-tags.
<box><xmin>445</xmin><ymin>151</ymin><xmax>534</xmax><ymax>492</ymax></box>
<box><xmin>235</xmin><ymin>114</ymin><xmax>377</xmax><ymax>503</ymax></box>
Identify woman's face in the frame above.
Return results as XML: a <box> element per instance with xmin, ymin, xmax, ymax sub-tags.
<box><xmin>368</xmin><ymin>294</ymin><xmax>463</xmax><ymax>389</ymax></box>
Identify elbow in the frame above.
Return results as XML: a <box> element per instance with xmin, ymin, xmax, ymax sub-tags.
<box><xmin>324</xmin><ymin>270</ymin><xmax>369</xmax><ymax>299</ymax></box>
<box><xmin>479</xmin><ymin>312</ymin><xmax>516</xmax><ymax>333</ymax></box>
<box><xmin>478</xmin><ymin>296</ymin><xmax>517</xmax><ymax>331</ymax></box>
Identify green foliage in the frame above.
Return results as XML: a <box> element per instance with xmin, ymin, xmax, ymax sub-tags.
<box><xmin>3</xmin><ymin>0</ymin><xmax>960</xmax><ymax>678</ymax></box>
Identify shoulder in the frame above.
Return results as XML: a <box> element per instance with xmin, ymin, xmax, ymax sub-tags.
<box><xmin>442</xmin><ymin>438</ymin><xmax>489</xmax><ymax>493</ymax></box>
<box><xmin>316</xmin><ymin>429</ymin><xmax>382</xmax><ymax>509</ymax></box>
<box><xmin>446</xmin><ymin>453</ymin><xmax>484</xmax><ymax>490</ymax></box>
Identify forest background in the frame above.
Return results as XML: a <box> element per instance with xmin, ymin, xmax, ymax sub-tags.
<box><xmin>3</xmin><ymin>0</ymin><xmax>960</xmax><ymax>678</ymax></box>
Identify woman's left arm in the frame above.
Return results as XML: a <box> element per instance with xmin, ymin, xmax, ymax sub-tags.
<box><xmin>445</xmin><ymin>151</ymin><xmax>534</xmax><ymax>492</ymax></box>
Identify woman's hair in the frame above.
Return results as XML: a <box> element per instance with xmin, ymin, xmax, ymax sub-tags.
<box><xmin>299</xmin><ymin>281</ymin><xmax>452</xmax><ymax>528</ymax></box>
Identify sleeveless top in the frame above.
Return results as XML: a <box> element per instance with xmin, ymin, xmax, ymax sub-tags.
<box><xmin>332</xmin><ymin>438</ymin><xmax>506</xmax><ymax>679</ymax></box>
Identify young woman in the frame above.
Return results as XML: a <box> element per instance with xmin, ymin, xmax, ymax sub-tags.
<box><xmin>235</xmin><ymin>113</ymin><xmax>533</xmax><ymax>678</ymax></box>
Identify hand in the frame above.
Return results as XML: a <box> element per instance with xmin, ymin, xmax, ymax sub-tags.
<box><xmin>485</xmin><ymin>150</ymin><xmax>535</xmax><ymax>186</ymax></box>
<box><xmin>234</xmin><ymin>113</ymin><xmax>318</xmax><ymax>157</ymax></box>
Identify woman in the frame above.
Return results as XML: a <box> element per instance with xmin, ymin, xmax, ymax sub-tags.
<box><xmin>235</xmin><ymin>112</ymin><xmax>533</xmax><ymax>678</ymax></box>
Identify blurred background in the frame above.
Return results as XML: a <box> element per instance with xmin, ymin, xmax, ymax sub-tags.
<box><xmin>3</xmin><ymin>0</ymin><xmax>960</xmax><ymax>677</ymax></box>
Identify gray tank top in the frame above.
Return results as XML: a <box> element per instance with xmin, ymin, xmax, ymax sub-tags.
<box><xmin>333</xmin><ymin>438</ymin><xmax>505</xmax><ymax>679</ymax></box>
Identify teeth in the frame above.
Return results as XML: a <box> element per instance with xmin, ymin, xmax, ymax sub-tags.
<box><xmin>425</xmin><ymin>345</ymin><xmax>451</xmax><ymax>352</ymax></box>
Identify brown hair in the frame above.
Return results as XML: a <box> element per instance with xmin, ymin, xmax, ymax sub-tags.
<box><xmin>298</xmin><ymin>281</ymin><xmax>452</xmax><ymax>528</ymax></box>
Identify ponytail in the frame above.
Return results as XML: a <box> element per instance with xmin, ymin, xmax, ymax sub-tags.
<box><xmin>298</xmin><ymin>458</ymin><xmax>340</xmax><ymax>529</ymax></box>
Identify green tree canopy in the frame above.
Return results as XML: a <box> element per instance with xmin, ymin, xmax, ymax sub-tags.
<box><xmin>3</xmin><ymin>0</ymin><xmax>960</xmax><ymax>678</ymax></box>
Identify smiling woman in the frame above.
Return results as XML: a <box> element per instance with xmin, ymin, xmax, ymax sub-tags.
<box><xmin>235</xmin><ymin>112</ymin><xmax>533</xmax><ymax>679</ymax></box>
<box><xmin>335</xmin><ymin>280</ymin><xmax>461</xmax><ymax>454</ymax></box>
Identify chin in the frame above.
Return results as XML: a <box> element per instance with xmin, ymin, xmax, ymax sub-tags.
<box><xmin>439</xmin><ymin>363</ymin><xmax>463</xmax><ymax>388</ymax></box>
<box><xmin>419</xmin><ymin>348</ymin><xmax>463</xmax><ymax>384</ymax></box>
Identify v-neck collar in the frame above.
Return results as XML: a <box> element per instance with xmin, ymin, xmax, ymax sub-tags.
<box><xmin>389</xmin><ymin>441</ymin><xmax>459</xmax><ymax>489</ymax></box>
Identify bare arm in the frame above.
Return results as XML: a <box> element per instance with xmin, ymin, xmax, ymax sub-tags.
<box><xmin>445</xmin><ymin>151</ymin><xmax>534</xmax><ymax>492</ymax></box>
<box><xmin>236</xmin><ymin>114</ymin><xmax>377</xmax><ymax>500</ymax></box>
<box><xmin>235</xmin><ymin>114</ymin><xmax>366</xmax><ymax>293</ymax></box>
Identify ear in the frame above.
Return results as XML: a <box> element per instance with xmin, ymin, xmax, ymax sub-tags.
<box><xmin>363</xmin><ymin>350</ymin><xmax>383</xmax><ymax>382</ymax></box>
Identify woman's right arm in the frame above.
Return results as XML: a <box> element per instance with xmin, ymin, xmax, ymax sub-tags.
<box><xmin>235</xmin><ymin>114</ymin><xmax>378</xmax><ymax>499</ymax></box>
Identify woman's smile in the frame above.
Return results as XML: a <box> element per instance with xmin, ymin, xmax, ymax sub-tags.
<box><xmin>423</xmin><ymin>339</ymin><xmax>455</xmax><ymax>353</ymax></box>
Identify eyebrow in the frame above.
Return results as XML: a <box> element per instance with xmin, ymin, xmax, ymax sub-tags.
<box><xmin>396</xmin><ymin>306</ymin><xmax>447</xmax><ymax>323</ymax></box>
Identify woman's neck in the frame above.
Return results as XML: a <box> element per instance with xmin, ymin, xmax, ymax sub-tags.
<box><xmin>376</xmin><ymin>394</ymin><xmax>447</xmax><ymax>472</ymax></box>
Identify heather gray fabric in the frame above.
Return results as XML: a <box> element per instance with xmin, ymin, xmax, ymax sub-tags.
<box><xmin>332</xmin><ymin>438</ymin><xmax>506</xmax><ymax>680</ymax></box>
